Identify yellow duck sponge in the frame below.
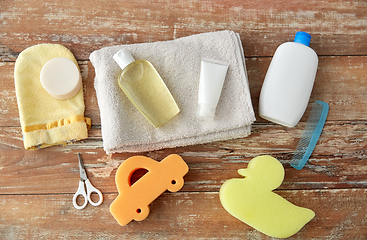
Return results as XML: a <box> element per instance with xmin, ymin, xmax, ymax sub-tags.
<box><xmin>219</xmin><ymin>155</ymin><xmax>315</xmax><ymax>238</ymax></box>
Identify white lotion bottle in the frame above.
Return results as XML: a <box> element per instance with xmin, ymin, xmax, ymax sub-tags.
<box><xmin>259</xmin><ymin>32</ymin><xmax>318</xmax><ymax>127</ymax></box>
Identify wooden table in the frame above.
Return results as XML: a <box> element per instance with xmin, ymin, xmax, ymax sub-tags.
<box><xmin>1</xmin><ymin>0</ymin><xmax>366</xmax><ymax>239</ymax></box>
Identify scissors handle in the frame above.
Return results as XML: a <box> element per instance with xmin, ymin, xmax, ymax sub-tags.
<box><xmin>73</xmin><ymin>180</ymin><xmax>88</xmax><ymax>210</ymax></box>
<box><xmin>85</xmin><ymin>179</ymin><xmax>103</xmax><ymax>207</ymax></box>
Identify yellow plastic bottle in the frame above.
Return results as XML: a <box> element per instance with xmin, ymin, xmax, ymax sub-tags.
<box><xmin>113</xmin><ymin>49</ymin><xmax>180</xmax><ymax>127</ymax></box>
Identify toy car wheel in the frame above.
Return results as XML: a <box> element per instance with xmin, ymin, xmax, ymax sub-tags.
<box><xmin>134</xmin><ymin>205</ymin><xmax>150</xmax><ymax>222</ymax></box>
<box><xmin>167</xmin><ymin>177</ymin><xmax>184</xmax><ymax>192</ymax></box>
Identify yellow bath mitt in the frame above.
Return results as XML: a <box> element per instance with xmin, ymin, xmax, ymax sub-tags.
<box><xmin>14</xmin><ymin>44</ymin><xmax>91</xmax><ymax>150</ymax></box>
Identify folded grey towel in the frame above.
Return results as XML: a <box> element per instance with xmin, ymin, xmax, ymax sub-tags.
<box><xmin>90</xmin><ymin>30</ymin><xmax>255</xmax><ymax>153</ymax></box>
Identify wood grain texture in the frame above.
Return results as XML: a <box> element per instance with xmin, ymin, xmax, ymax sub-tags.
<box><xmin>0</xmin><ymin>121</ymin><xmax>366</xmax><ymax>194</ymax></box>
<box><xmin>1</xmin><ymin>0</ymin><xmax>367</xmax><ymax>60</ymax></box>
<box><xmin>1</xmin><ymin>0</ymin><xmax>366</xmax><ymax>239</ymax></box>
<box><xmin>1</xmin><ymin>189</ymin><xmax>366</xmax><ymax>240</ymax></box>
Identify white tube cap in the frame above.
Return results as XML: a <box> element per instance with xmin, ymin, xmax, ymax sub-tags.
<box><xmin>113</xmin><ymin>48</ymin><xmax>135</xmax><ymax>70</ymax></box>
<box><xmin>198</xmin><ymin>103</ymin><xmax>216</xmax><ymax>120</ymax></box>
<box><xmin>40</xmin><ymin>57</ymin><xmax>82</xmax><ymax>100</ymax></box>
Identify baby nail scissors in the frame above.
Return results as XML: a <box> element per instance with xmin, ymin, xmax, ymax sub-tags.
<box><xmin>73</xmin><ymin>153</ymin><xmax>103</xmax><ymax>210</ymax></box>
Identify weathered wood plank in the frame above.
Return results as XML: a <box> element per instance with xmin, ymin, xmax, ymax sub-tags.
<box><xmin>1</xmin><ymin>0</ymin><xmax>367</xmax><ymax>61</ymax></box>
<box><xmin>2</xmin><ymin>55</ymin><xmax>367</xmax><ymax>126</ymax></box>
<box><xmin>0</xmin><ymin>119</ymin><xmax>365</xmax><ymax>194</ymax></box>
<box><xmin>0</xmin><ymin>189</ymin><xmax>366</xmax><ymax>239</ymax></box>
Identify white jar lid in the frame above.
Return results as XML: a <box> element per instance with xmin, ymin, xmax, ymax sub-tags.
<box><xmin>40</xmin><ymin>57</ymin><xmax>82</xmax><ymax>100</ymax></box>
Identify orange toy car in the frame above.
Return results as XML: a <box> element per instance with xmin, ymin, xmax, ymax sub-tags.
<box><xmin>110</xmin><ymin>154</ymin><xmax>189</xmax><ymax>226</ymax></box>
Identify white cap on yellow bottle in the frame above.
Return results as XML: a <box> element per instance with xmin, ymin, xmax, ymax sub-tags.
<box><xmin>113</xmin><ymin>48</ymin><xmax>135</xmax><ymax>70</ymax></box>
<box><xmin>40</xmin><ymin>57</ymin><xmax>82</xmax><ymax>100</ymax></box>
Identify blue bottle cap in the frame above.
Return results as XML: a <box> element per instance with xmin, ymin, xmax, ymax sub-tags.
<box><xmin>294</xmin><ymin>31</ymin><xmax>312</xmax><ymax>46</ymax></box>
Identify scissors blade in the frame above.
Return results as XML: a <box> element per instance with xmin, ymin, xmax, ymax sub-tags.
<box><xmin>78</xmin><ymin>153</ymin><xmax>88</xmax><ymax>181</ymax></box>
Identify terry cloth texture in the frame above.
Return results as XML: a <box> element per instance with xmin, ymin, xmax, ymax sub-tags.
<box><xmin>90</xmin><ymin>30</ymin><xmax>255</xmax><ymax>153</ymax></box>
<box><xmin>14</xmin><ymin>44</ymin><xmax>91</xmax><ymax>150</ymax></box>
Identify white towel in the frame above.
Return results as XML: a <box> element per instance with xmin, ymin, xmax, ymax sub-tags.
<box><xmin>90</xmin><ymin>30</ymin><xmax>255</xmax><ymax>153</ymax></box>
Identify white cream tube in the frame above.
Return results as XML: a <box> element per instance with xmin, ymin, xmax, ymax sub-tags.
<box><xmin>198</xmin><ymin>58</ymin><xmax>229</xmax><ymax>120</ymax></box>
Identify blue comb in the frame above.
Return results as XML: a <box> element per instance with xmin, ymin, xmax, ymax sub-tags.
<box><xmin>290</xmin><ymin>100</ymin><xmax>329</xmax><ymax>170</ymax></box>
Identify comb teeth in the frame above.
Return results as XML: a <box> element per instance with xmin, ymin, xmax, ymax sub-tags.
<box><xmin>290</xmin><ymin>100</ymin><xmax>329</xmax><ymax>170</ymax></box>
